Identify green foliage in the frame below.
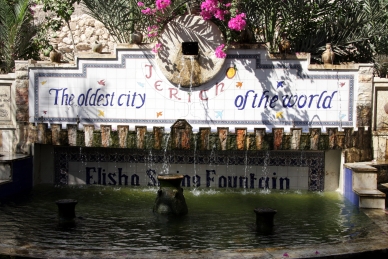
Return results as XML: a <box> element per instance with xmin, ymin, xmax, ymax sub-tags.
<box><xmin>241</xmin><ymin>0</ymin><xmax>388</xmax><ymax>64</ymax></box>
<box><xmin>240</xmin><ymin>0</ymin><xmax>283</xmax><ymax>51</ymax></box>
<box><xmin>37</xmin><ymin>0</ymin><xmax>81</xmax><ymax>58</ymax></box>
<box><xmin>33</xmin><ymin>18</ymin><xmax>62</xmax><ymax>56</ymax></box>
<box><xmin>81</xmin><ymin>0</ymin><xmax>191</xmax><ymax>43</ymax></box>
<box><xmin>39</xmin><ymin>0</ymin><xmax>81</xmax><ymax>23</ymax></box>
<box><xmin>0</xmin><ymin>0</ymin><xmax>39</xmax><ymax>73</ymax></box>
<box><xmin>81</xmin><ymin>0</ymin><xmax>146</xmax><ymax>43</ymax></box>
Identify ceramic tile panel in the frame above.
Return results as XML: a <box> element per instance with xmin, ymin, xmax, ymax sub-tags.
<box><xmin>29</xmin><ymin>49</ymin><xmax>357</xmax><ymax>133</ymax></box>
<box><xmin>55</xmin><ymin>147</ymin><xmax>324</xmax><ymax>191</ymax></box>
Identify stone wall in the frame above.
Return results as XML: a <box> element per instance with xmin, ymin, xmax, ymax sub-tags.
<box><xmin>11</xmin><ymin>4</ymin><xmax>377</xmax><ymax>163</ymax></box>
<box><xmin>13</xmin><ymin>52</ymin><xmax>375</xmax><ymax>164</ymax></box>
<box><xmin>372</xmin><ymin>77</ymin><xmax>388</xmax><ymax>162</ymax></box>
<box><xmin>33</xmin><ymin>4</ymin><xmax>116</xmax><ymax>60</ymax></box>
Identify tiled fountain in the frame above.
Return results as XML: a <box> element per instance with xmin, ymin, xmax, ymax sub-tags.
<box><xmin>0</xmin><ymin>12</ymin><xmax>387</xmax><ymax>259</ymax></box>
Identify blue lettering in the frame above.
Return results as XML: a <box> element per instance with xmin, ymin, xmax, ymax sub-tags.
<box><xmin>317</xmin><ymin>91</ymin><xmax>327</xmax><ymax>108</ymax></box>
<box><xmin>193</xmin><ymin>175</ymin><xmax>201</xmax><ymax>187</ymax></box>
<box><xmin>219</xmin><ymin>176</ymin><xmax>227</xmax><ymax>188</ymax></box>
<box><xmin>235</xmin><ymin>95</ymin><xmax>244</xmax><ymax>109</ymax></box>
<box><xmin>118</xmin><ymin>168</ymin><xmax>128</xmax><ymax>185</ymax></box>
<box><xmin>146</xmin><ymin>169</ymin><xmax>158</xmax><ymax>186</ymax></box>
<box><xmin>280</xmin><ymin>177</ymin><xmax>290</xmax><ymax>190</ymax></box>
<box><xmin>282</xmin><ymin>95</ymin><xmax>297</xmax><ymax>108</ymax></box>
<box><xmin>131</xmin><ymin>174</ymin><xmax>140</xmax><ymax>186</ymax></box>
<box><xmin>136</xmin><ymin>93</ymin><xmax>146</xmax><ymax>108</ymax></box>
<box><xmin>258</xmin><ymin>90</ymin><xmax>270</xmax><ymax>108</ymax></box>
<box><xmin>86</xmin><ymin>167</ymin><xmax>96</xmax><ymax>184</ymax></box>
<box><xmin>228</xmin><ymin>176</ymin><xmax>237</xmax><ymax>188</ymax></box>
<box><xmin>269</xmin><ymin>96</ymin><xmax>278</xmax><ymax>108</ymax></box>
<box><xmin>118</xmin><ymin>94</ymin><xmax>126</xmax><ymax>106</ymax></box>
<box><xmin>250</xmin><ymin>173</ymin><xmax>256</xmax><ymax>188</ymax></box>
<box><xmin>78</xmin><ymin>94</ymin><xmax>85</xmax><ymax>106</ymax></box>
<box><xmin>97</xmin><ymin>94</ymin><xmax>104</xmax><ymax>106</ymax></box>
<box><xmin>49</xmin><ymin>88</ymin><xmax>62</xmax><ymax>105</ymax></box>
<box><xmin>108</xmin><ymin>173</ymin><xmax>117</xmax><ymax>185</ymax></box>
<box><xmin>272</xmin><ymin>177</ymin><xmax>277</xmax><ymax>189</ymax></box>
<box><xmin>84</xmin><ymin>88</ymin><xmax>92</xmax><ymax>106</ymax></box>
<box><xmin>110</xmin><ymin>92</ymin><xmax>115</xmax><ymax>106</ymax></box>
<box><xmin>322</xmin><ymin>91</ymin><xmax>337</xmax><ymax>109</ymax></box>
<box><xmin>206</xmin><ymin>170</ymin><xmax>216</xmax><ymax>187</ymax></box>
<box><xmin>308</xmin><ymin>94</ymin><xmax>319</xmax><ymax>108</ymax></box>
<box><xmin>298</xmin><ymin>95</ymin><xmax>307</xmax><ymax>108</ymax></box>
<box><xmin>239</xmin><ymin>176</ymin><xmax>248</xmax><ymax>188</ymax></box>
<box><xmin>89</xmin><ymin>88</ymin><xmax>101</xmax><ymax>106</ymax></box>
<box><xmin>182</xmin><ymin>175</ymin><xmax>191</xmax><ymax>187</ymax></box>
<box><xmin>103</xmin><ymin>94</ymin><xmax>110</xmax><ymax>106</ymax></box>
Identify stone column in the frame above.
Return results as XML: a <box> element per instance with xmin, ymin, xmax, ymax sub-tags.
<box><xmin>14</xmin><ymin>61</ymin><xmax>29</xmax><ymax>154</ymax></box>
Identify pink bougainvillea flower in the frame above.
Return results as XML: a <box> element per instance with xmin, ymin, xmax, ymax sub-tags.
<box><xmin>283</xmin><ymin>252</ymin><xmax>289</xmax><ymax>257</ymax></box>
<box><xmin>137</xmin><ymin>1</ymin><xmax>144</xmax><ymax>7</ymax></box>
<box><xmin>156</xmin><ymin>0</ymin><xmax>171</xmax><ymax>10</ymax></box>
<box><xmin>141</xmin><ymin>7</ymin><xmax>156</xmax><ymax>15</ymax></box>
<box><xmin>152</xmin><ymin>43</ymin><xmax>162</xmax><ymax>53</ymax></box>
<box><xmin>214</xmin><ymin>9</ymin><xmax>226</xmax><ymax>20</ymax></box>
<box><xmin>147</xmin><ymin>25</ymin><xmax>158</xmax><ymax>38</ymax></box>
<box><xmin>215</xmin><ymin>44</ymin><xmax>226</xmax><ymax>58</ymax></box>
<box><xmin>228</xmin><ymin>13</ymin><xmax>246</xmax><ymax>31</ymax></box>
<box><xmin>200</xmin><ymin>0</ymin><xmax>219</xmax><ymax>19</ymax></box>
<box><xmin>200</xmin><ymin>10</ymin><xmax>213</xmax><ymax>20</ymax></box>
<box><xmin>200</xmin><ymin>0</ymin><xmax>218</xmax><ymax>11</ymax></box>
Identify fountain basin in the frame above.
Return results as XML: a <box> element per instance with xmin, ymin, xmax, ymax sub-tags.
<box><xmin>0</xmin><ymin>185</ymin><xmax>385</xmax><ymax>258</ymax></box>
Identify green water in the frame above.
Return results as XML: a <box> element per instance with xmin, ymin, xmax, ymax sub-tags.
<box><xmin>0</xmin><ymin>185</ymin><xmax>377</xmax><ymax>253</ymax></box>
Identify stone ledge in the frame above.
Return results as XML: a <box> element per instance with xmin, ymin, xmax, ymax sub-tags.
<box><xmin>76</xmin><ymin>52</ymin><xmax>116</xmax><ymax>59</ymax></box>
<box><xmin>116</xmin><ymin>43</ymin><xmax>154</xmax><ymax>50</ymax></box>
<box><xmin>0</xmin><ymin>179</ymin><xmax>11</xmax><ymax>185</ymax></box>
<box><xmin>28</xmin><ymin>60</ymin><xmax>76</xmax><ymax>68</ymax></box>
<box><xmin>267</xmin><ymin>52</ymin><xmax>309</xmax><ymax>60</ymax></box>
<box><xmin>308</xmin><ymin>64</ymin><xmax>359</xmax><ymax>70</ymax></box>
<box><xmin>354</xmin><ymin>188</ymin><xmax>386</xmax><ymax>198</ymax></box>
<box><xmin>228</xmin><ymin>43</ymin><xmax>267</xmax><ymax>49</ymax></box>
<box><xmin>344</xmin><ymin>162</ymin><xmax>377</xmax><ymax>172</ymax></box>
<box><xmin>372</xmin><ymin>130</ymin><xmax>388</xmax><ymax>136</ymax></box>
<box><xmin>0</xmin><ymin>73</ymin><xmax>15</xmax><ymax>82</ymax></box>
<box><xmin>373</xmin><ymin>77</ymin><xmax>388</xmax><ymax>83</ymax></box>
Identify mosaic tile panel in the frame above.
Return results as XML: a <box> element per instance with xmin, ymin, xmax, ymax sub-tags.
<box><xmin>29</xmin><ymin>48</ymin><xmax>356</xmax><ymax>132</ymax></box>
<box><xmin>54</xmin><ymin>146</ymin><xmax>324</xmax><ymax>191</ymax></box>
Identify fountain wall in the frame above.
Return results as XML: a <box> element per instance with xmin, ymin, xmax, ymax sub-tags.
<box><xmin>0</xmin><ymin>44</ymin><xmax>374</xmax><ymax>192</ymax></box>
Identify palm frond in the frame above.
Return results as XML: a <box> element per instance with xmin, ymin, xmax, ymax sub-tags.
<box><xmin>0</xmin><ymin>0</ymin><xmax>34</xmax><ymax>72</ymax></box>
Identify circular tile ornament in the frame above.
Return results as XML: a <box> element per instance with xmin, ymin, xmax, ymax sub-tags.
<box><xmin>156</xmin><ymin>15</ymin><xmax>225</xmax><ymax>88</ymax></box>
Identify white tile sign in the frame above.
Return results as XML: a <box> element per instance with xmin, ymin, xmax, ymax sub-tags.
<box><xmin>67</xmin><ymin>162</ymin><xmax>309</xmax><ymax>190</ymax></box>
<box><xmin>29</xmin><ymin>48</ymin><xmax>357</xmax><ymax>132</ymax></box>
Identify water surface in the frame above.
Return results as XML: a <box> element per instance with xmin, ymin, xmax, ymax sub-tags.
<box><xmin>0</xmin><ymin>185</ymin><xmax>377</xmax><ymax>254</ymax></box>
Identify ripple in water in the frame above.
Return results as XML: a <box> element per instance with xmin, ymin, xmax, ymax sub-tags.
<box><xmin>0</xmin><ymin>185</ymin><xmax>378</xmax><ymax>254</ymax></box>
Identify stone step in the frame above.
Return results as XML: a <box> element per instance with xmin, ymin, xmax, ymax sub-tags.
<box><xmin>0</xmin><ymin>179</ymin><xmax>11</xmax><ymax>185</ymax></box>
<box><xmin>353</xmin><ymin>188</ymin><xmax>386</xmax><ymax>209</ymax></box>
